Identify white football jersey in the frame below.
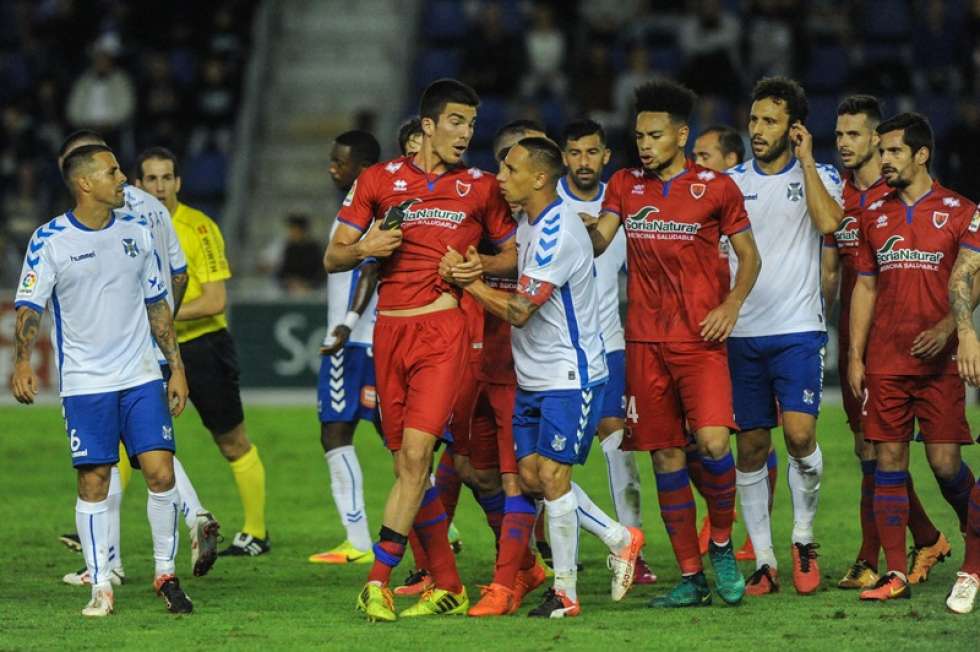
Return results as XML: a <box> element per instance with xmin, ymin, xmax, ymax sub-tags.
<box><xmin>122</xmin><ymin>185</ymin><xmax>186</xmax><ymax>364</ymax></box>
<box><xmin>325</xmin><ymin>220</ymin><xmax>378</xmax><ymax>347</ymax></box>
<box><xmin>556</xmin><ymin>177</ymin><xmax>626</xmax><ymax>351</ymax></box>
<box><xmin>512</xmin><ymin>196</ymin><xmax>608</xmax><ymax>392</ymax></box>
<box><xmin>727</xmin><ymin>158</ymin><xmax>843</xmax><ymax>337</ymax></box>
<box><xmin>14</xmin><ymin>211</ymin><xmax>166</xmax><ymax>396</ymax></box>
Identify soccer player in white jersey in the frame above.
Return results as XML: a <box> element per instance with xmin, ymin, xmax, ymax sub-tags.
<box><xmin>309</xmin><ymin>130</ymin><xmax>382</xmax><ymax>565</ymax></box>
<box><xmin>444</xmin><ymin>137</ymin><xmax>644</xmax><ymax>618</ymax></box>
<box><xmin>726</xmin><ymin>77</ymin><xmax>844</xmax><ymax>596</ymax></box>
<box><xmin>55</xmin><ymin>131</ymin><xmax>220</xmax><ymax>584</ymax></box>
<box><xmin>557</xmin><ymin>118</ymin><xmax>655</xmax><ymax>585</ymax></box>
<box><xmin>11</xmin><ymin>144</ymin><xmax>192</xmax><ymax>617</ymax></box>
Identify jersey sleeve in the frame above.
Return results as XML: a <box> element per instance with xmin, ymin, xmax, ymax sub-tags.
<box><xmin>958</xmin><ymin>203</ymin><xmax>980</xmax><ymax>252</ymax></box>
<box><xmin>13</xmin><ymin>239</ymin><xmax>55</xmax><ymax>313</ymax></box>
<box><xmin>853</xmin><ymin>213</ymin><xmax>877</xmax><ymax>275</ymax></box>
<box><xmin>335</xmin><ymin>168</ymin><xmax>377</xmax><ymax>233</ymax></box>
<box><xmin>482</xmin><ymin>179</ymin><xmax>517</xmax><ymax>245</ymax></box>
<box><xmin>163</xmin><ymin>211</ymin><xmax>187</xmax><ymax>274</ymax></box>
<box><xmin>600</xmin><ymin>170</ymin><xmax>626</xmax><ymax>218</ymax></box>
<box><xmin>717</xmin><ymin>176</ymin><xmax>751</xmax><ymax>236</ymax></box>
<box><xmin>816</xmin><ymin>164</ymin><xmax>845</xmax><ymax>208</ymax></box>
<box><xmin>141</xmin><ymin>229</ymin><xmax>168</xmax><ymax>304</ymax></box>
<box><xmin>191</xmin><ymin>217</ymin><xmax>232</xmax><ymax>283</ymax></box>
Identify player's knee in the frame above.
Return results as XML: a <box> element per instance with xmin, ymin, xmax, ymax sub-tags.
<box><xmin>538</xmin><ymin>462</ymin><xmax>571</xmax><ymax>498</ymax></box>
<box><xmin>518</xmin><ymin>462</ymin><xmax>542</xmax><ymax>497</ymax></box>
<box><xmin>213</xmin><ymin>424</ymin><xmax>250</xmax><ymax>460</ymax></box>
<box><xmin>397</xmin><ymin>445</ymin><xmax>431</xmax><ymax>483</ymax></box>
<box><xmin>695</xmin><ymin>433</ymin><xmax>731</xmax><ymax>461</ymax></box>
<box><xmin>782</xmin><ymin>427</ymin><xmax>815</xmax><ymax>457</ymax></box>
<box><xmin>76</xmin><ymin>465</ymin><xmax>112</xmax><ymax>501</ymax></box>
<box><xmin>321</xmin><ymin>422</ymin><xmax>354</xmax><ymax>452</ymax></box>
<box><xmin>926</xmin><ymin>448</ymin><xmax>961</xmax><ymax>481</ymax></box>
<box><xmin>143</xmin><ymin>466</ymin><xmax>175</xmax><ymax>493</ymax></box>
<box><xmin>735</xmin><ymin>440</ymin><xmax>768</xmax><ymax>471</ymax></box>
<box><xmin>472</xmin><ymin>468</ymin><xmax>502</xmax><ymax>494</ymax></box>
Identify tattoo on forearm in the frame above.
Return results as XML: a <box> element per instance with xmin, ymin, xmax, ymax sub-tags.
<box><xmin>507</xmin><ymin>294</ymin><xmax>536</xmax><ymax>325</ymax></box>
<box><xmin>15</xmin><ymin>309</ymin><xmax>39</xmax><ymax>364</ymax></box>
<box><xmin>171</xmin><ymin>272</ymin><xmax>189</xmax><ymax>316</ymax></box>
<box><xmin>951</xmin><ymin>251</ymin><xmax>980</xmax><ymax>332</ymax></box>
<box><xmin>147</xmin><ymin>300</ymin><xmax>183</xmax><ymax>368</ymax></box>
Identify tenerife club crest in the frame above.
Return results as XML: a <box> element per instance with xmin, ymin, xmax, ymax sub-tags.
<box><xmin>122</xmin><ymin>238</ymin><xmax>139</xmax><ymax>257</ymax></box>
<box><xmin>787</xmin><ymin>182</ymin><xmax>804</xmax><ymax>202</ymax></box>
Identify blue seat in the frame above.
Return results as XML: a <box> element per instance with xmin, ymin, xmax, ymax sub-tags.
<box><xmin>807</xmin><ymin>94</ymin><xmax>840</xmax><ymax>139</ymax></box>
<box><xmin>473</xmin><ymin>96</ymin><xmax>509</xmax><ymax>146</ymax></box>
<box><xmin>422</xmin><ymin>0</ymin><xmax>468</xmax><ymax>42</ymax></box>
<box><xmin>918</xmin><ymin>94</ymin><xmax>956</xmax><ymax>140</ymax></box>
<box><xmin>181</xmin><ymin>150</ymin><xmax>227</xmax><ymax>199</ymax></box>
<box><xmin>862</xmin><ymin>0</ymin><xmax>912</xmax><ymax>39</ymax></box>
<box><xmin>650</xmin><ymin>47</ymin><xmax>682</xmax><ymax>76</ymax></box>
<box><xmin>465</xmin><ymin>148</ymin><xmax>497</xmax><ymax>173</ymax></box>
<box><xmin>415</xmin><ymin>48</ymin><xmax>462</xmax><ymax>90</ymax></box>
<box><xmin>804</xmin><ymin>45</ymin><xmax>850</xmax><ymax>91</ymax></box>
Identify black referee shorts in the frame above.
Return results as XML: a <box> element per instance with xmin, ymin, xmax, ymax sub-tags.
<box><xmin>179</xmin><ymin>328</ymin><xmax>245</xmax><ymax>435</ymax></box>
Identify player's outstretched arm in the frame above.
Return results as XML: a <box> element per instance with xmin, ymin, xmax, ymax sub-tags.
<box><xmin>791</xmin><ymin>123</ymin><xmax>843</xmax><ymax>234</ymax></box>
<box><xmin>147</xmin><ymin>300</ymin><xmax>188</xmax><ymax>416</ymax></box>
<box><xmin>479</xmin><ymin>237</ymin><xmax>517</xmax><ymax>278</ymax></box>
<box><xmin>586</xmin><ymin>211</ymin><xmax>620</xmax><ymax>256</ymax></box>
<box><xmin>325</xmin><ymin>221</ymin><xmax>401</xmax><ymax>273</ymax></box>
<box><xmin>949</xmin><ymin>247</ymin><xmax>980</xmax><ymax>385</ymax></box>
<box><xmin>171</xmin><ymin>271</ymin><xmax>189</xmax><ymax>316</ymax></box>
<box><xmin>11</xmin><ymin>306</ymin><xmax>41</xmax><ymax>404</ymax></box>
<box><xmin>321</xmin><ymin>260</ymin><xmax>379</xmax><ymax>356</ymax></box>
<box><xmin>820</xmin><ymin>244</ymin><xmax>840</xmax><ymax>317</ymax></box>
<box><xmin>848</xmin><ymin>274</ymin><xmax>877</xmax><ymax>398</ymax></box>
<box><xmin>464</xmin><ymin>276</ymin><xmax>548</xmax><ymax>328</ymax></box>
<box><xmin>701</xmin><ymin>230</ymin><xmax>762</xmax><ymax>342</ymax></box>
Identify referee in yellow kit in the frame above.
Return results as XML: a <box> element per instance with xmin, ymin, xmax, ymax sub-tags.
<box><xmin>136</xmin><ymin>147</ymin><xmax>269</xmax><ymax>556</ymax></box>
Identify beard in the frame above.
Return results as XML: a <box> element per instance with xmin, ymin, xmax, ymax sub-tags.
<box><xmin>571</xmin><ymin>169</ymin><xmax>600</xmax><ymax>193</ymax></box>
<box><xmin>843</xmin><ymin>147</ymin><xmax>874</xmax><ymax>171</ymax></box>
<box><xmin>884</xmin><ymin>171</ymin><xmax>910</xmax><ymax>188</ymax></box>
<box><xmin>754</xmin><ymin>133</ymin><xmax>790</xmax><ymax>164</ymax></box>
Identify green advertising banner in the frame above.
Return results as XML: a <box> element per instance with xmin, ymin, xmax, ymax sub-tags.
<box><xmin>231</xmin><ymin>301</ymin><xmax>328</xmax><ymax>388</ymax></box>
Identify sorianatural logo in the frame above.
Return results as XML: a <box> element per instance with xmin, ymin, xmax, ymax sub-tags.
<box><xmin>835</xmin><ymin>216</ymin><xmax>859</xmax><ymax>243</ymax></box>
<box><xmin>875</xmin><ymin>235</ymin><xmax>943</xmax><ymax>266</ymax></box>
<box><xmin>625</xmin><ymin>206</ymin><xmax>701</xmax><ymax>236</ymax></box>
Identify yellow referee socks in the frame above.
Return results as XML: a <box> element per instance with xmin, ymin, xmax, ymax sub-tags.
<box><xmin>117</xmin><ymin>443</ymin><xmax>133</xmax><ymax>490</ymax></box>
<box><xmin>230</xmin><ymin>444</ymin><xmax>267</xmax><ymax>539</ymax></box>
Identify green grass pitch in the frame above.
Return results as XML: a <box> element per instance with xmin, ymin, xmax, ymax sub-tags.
<box><xmin>0</xmin><ymin>404</ymin><xmax>976</xmax><ymax>650</ymax></box>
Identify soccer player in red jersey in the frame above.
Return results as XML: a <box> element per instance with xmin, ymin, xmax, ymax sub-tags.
<box><xmin>589</xmin><ymin>80</ymin><xmax>761</xmax><ymax>608</ymax></box>
<box><xmin>826</xmin><ymin>97</ymin><xmax>946</xmax><ymax>590</ymax></box>
<box><xmin>849</xmin><ymin>112</ymin><xmax>978</xmax><ymax>602</ymax></box>
<box><xmin>325</xmin><ymin>79</ymin><xmax>517</xmax><ymax>621</ymax></box>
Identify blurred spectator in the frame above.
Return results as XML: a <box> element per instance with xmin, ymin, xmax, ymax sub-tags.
<box><xmin>579</xmin><ymin>0</ymin><xmax>644</xmax><ymax>45</ymax></box>
<box><xmin>521</xmin><ymin>3</ymin><xmax>568</xmax><ymax>100</ymax></box>
<box><xmin>138</xmin><ymin>52</ymin><xmax>187</xmax><ymax>153</ymax></box>
<box><xmin>66</xmin><ymin>33</ymin><xmax>135</xmax><ymax>142</ymax></box>
<box><xmin>461</xmin><ymin>2</ymin><xmax>524</xmax><ymax>97</ymax></box>
<box><xmin>574</xmin><ymin>43</ymin><xmax>616</xmax><ymax>122</ymax></box>
<box><xmin>277</xmin><ymin>214</ymin><xmax>326</xmax><ymax>296</ymax></box>
<box><xmin>678</xmin><ymin>0</ymin><xmax>742</xmax><ymax>102</ymax></box>
<box><xmin>398</xmin><ymin>117</ymin><xmax>423</xmax><ymax>156</ymax></box>
<box><xmin>2</xmin><ymin>161</ymin><xmax>46</xmax><ymax>249</ymax></box>
<box><xmin>188</xmin><ymin>56</ymin><xmax>237</xmax><ymax>155</ymax></box>
<box><xmin>746</xmin><ymin>0</ymin><xmax>799</xmax><ymax>80</ymax></box>
<box><xmin>913</xmin><ymin>0</ymin><xmax>963</xmax><ymax>95</ymax></box>
<box><xmin>613</xmin><ymin>45</ymin><xmax>656</xmax><ymax>128</ymax></box>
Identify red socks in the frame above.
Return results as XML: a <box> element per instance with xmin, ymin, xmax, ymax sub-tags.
<box><xmin>907</xmin><ymin>474</ymin><xmax>940</xmax><ymax>547</ymax></box>
<box><xmin>493</xmin><ymin>495</ymin><xmax>536</xmax><ymax>588</ymax></box>
<box><xmin>700</xmin><ymin>453</ymin><xmax>736</xmax><ymax>545</ymax></box>
<box><xmin>858</xmin><ymin>460</ymin><xmax>881</xmax><ymax>569</ymax></box>
<box><xmin>413</xmin><ymin>487</ymin><xmax>462</xmax><ymax>593</ymax></box>
<box><xmin>875</xmin><ymin>470</ymin><xmax>910</xmax><ymax>575</ymax></box>
<box><xmin>367</xmin><ymin>526</ymin><xmax>407</xmax><ymax>586</ymax></box>
<box><xmin>435</xmin><ymin>448</ymin><xmax>462</xmax><ymax>522</ymax></box>
<box><xmin>656</xmin><ymin>468</ymin><xmax>701</xmax><ymax>575</ymax></box>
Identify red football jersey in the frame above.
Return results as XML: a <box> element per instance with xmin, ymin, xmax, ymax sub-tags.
<box><xmin>602</xmin><ymin>161</ymin><xmax>751</xmax><ymax>343</ymax></box>
<box><xmin>461</xmin><ymin>291</ymin><xmax>484</xmax><ymax>354</ymax></box>
<box><xmin>337</xmin><ymin>156</ymin><xmax>516</xmax><ymax>310</ymax></box>
<box><xmin>825</xmin><ymin>172</ymin><xmax>890</xmax><ymax>340</ymax></box>
<box><xmin>476</xmin><ymin>275</ymin><xmax>517</xmax><ymax>385</ymax></box>
<box><xmin>853</xmin><ymin>181</ymin><xmax>980</xmax><ymax>375</ymax></box>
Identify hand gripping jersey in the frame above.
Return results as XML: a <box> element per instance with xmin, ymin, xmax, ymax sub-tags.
<box><xmin>336</xmin><ymin>156</ymin><xmax>516</xmax><ymax>310</ymax></box>
<box><xmin>602</xmin><ymin>161</ymin><xmax>751</xmax><ymax>343</ymax></box>
<box><xmin>853</xmin><ymin>182</ymin><xmax>980</xmax><ymax>376</ymax></box>
<box><xmin>512</xmin><ymin>197</ymin><xmax>607</xmax><ymax>392</ymax></box>
<box><xmin>14</xmin><ymin>211</ymin><xmax>167</xmax><ymax>396</ymax></box>
<box><xmin>557</xmin><ymin>176</ymin><xmax>626</xmax><ymax>352</ymax></box>
<box><xmin>727</xmin><ymin>158</ymin><xmax>844</xmax><ymax>337</ymax></box>
<box><xmin>326</xmin><ymin>220</ymin><xmax>378</xmax><ymax>347</ymax></box>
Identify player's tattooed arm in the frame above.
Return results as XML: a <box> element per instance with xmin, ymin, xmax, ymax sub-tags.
<box><xmin>11</xmin><ymin>307</ymin><xmax>41</xmax><ymax>404</ymax></box>
<box><xmin>464</xmin><ymin>275</ymin><xmax>551</xmax><ymax>327</ymax></box>
<box><xmin>586</xmin><ymin>212</ymin><xmax>620</xmax><ymax>256</ymax></box>
<box><xmin>171</xmin><ymin>271</ymin><xmax>189</xmax><ymax>316</ymax></box>
<box><xmin>147</xmin><ymin>300</ymin><xmax>184</xmax><ymax>371</ymax></box>
<box><xmin>949</xmin><ymin>247</ymin><xmax>980</xmax><ymax>385</ymax></box>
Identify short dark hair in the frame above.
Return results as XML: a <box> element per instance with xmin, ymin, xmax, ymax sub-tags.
<box><xmin>61</xmin><ymin>144</ymin><xmax>114</xmax><ymax>187</ymax></box>
<box><xmin>516</xmin><ymin>136</ymin><xmax>565</xmax><ymax>183</ymax></box>
<box><xmin>286</xmin><ymin>213</ymin><xmax>310</xmax><ymax>229</ymax></box>
<box><xmin>136</xmin><ymin>146</ymin><xmax>180</xmax><ymax>179</ymax></box>
<box><xmin>493</xmin><ymin>119</ymin><xmax>546</xmax><ymax>160</ymax></box>
<box><xmin>837</xmin><ymin>94</ymin><xmax>882</xmax><ymax>125</ymax></box>
<box><xmin>634</xmin><ymin>79</ymin><xmax>698</xmax><ymax>123</ymax></box>
<box><xmin>751</xmin><ymin>76</ymin><xmax>808</xmax><ymax>124</ymax></box>
<box><xmin>59</xmin><ymin>129</ymin><xmax>105</xmax><ymax>160</ymax></box>
<box><xmin>699</xmin><ymin>124</ymin><xmax>745</xmax><ymax>164</ymax></box>
<box><xmin>397</xmin><ymin>117</ymin><xmax>422</xmax><ymax>155</ymax></box>
<box><xmin>561</xmin><ymin>118</ymin><xmax>606</xmax><ymax>147</ymax></box>
<box><xmin>336</xmin><ymin>130</ymin><xmax>381</xmax><ymax>166</ymax></box>
<box><xmin>876</xmin><ymin>112</ymin><xmax>934</xmax><ymax>169</ymax></box>
<box><xmin>419</xmin><ymin>78</ymin><xmax>480</xmax><ymax>122</ymax></box>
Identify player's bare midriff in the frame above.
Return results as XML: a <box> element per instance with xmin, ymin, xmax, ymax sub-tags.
<box><xmin>378</xmin><ymin>291</ymin><xmax>457</xmax><ymax>317</ymax></box>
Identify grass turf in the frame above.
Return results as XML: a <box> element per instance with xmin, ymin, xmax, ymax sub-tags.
<box><xmin>0</xmin><ymin>404</ymin><xmax>976</xmax><ymax>651</ymax></box>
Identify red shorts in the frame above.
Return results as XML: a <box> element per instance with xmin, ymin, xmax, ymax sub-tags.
<box><xmin>448</xmin><ymin>352</ymin><xmax>482</xmax><ymax>457</ymax></box>
<box><xmin>863</xmin><ymin>374</ymin><xmax>973</xmax><ymax>445</ymax></box>
<box><xmin>373</xmin><ymin>309</ymin><xmax>468</xmax><ymax>451</ymax></box>
<box><xmin>837</xmin><ymin>340</ymin><xmax>862</xmax><ymax>433</ymax></box>
<box><xmin>624</xmin><ymin>341</ymin><xmax>737</xmax><ymax>452</ymax></box>
<box><xmin>469</xmin><ymin>382</ymin><xmax>518</xmax><ymax>474</ymax></box>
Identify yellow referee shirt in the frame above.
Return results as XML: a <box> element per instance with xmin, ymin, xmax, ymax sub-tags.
<box><xmin>172</xmin><ymin>202</ymin><xmax>231</xmax><ymax>343</ymax></box>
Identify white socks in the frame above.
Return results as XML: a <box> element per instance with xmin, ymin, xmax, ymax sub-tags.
<box><xmin>106</xmin><ymin>466</ymin><xmax>123</xmax><ymax>572</ymax></box>
<box><xmin>600</xmin><ymin>431</ymin><xmax>642</xmax><ymax>529</ymax></box>
<box><xmin>147</xmin><ymin>486</ymin><xmax>180</xmax><ymax>578</ymax></box>
<box><xmin>76</xmin><ymin>497</ymin><xmax>111</xmax><ymax>592</ymax></box>
<box><xmin>325</xmin><ymin>446</ymin><xmax>372</xmax><ymax>551</ymax></box>
<box><xmin>173</xmin><ymin>457</ymin><xmax>206</xmax><ymax>530</ymax></box>
<box><xmin>788</xmin><ymin>446</ymin><xmax>823</xmax><ymax>545</ymax></box>
<box><xmin>571</xmin><ymin>481</ymin><xmax>630</xmax><ymax>552</ymax></box>
<box><xmin>737</xmin><ymin>466</ymin><xmax>776</xmax><ymax>570</ymax></box>
<box><xmin>545</xmin><ymin>490</ymin><xmax>579</xmax><ymax>601</ymax></box>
